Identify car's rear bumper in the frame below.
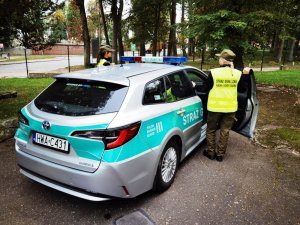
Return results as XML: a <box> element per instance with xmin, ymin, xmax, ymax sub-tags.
<box><xmin>15</xmin><ymin>141</ymin><xmax>157</xmax><ymax>201</ymax></box>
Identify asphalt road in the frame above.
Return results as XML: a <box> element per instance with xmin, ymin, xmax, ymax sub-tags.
<box><xmin>0</xmin><ymin>56</ymin><xmax>85</xmax><ymax>78</ymax></box>
<box><xmin>0</xmin><ymin>132</ymin><xmax>299</xmax><ymax>225</ymax></box>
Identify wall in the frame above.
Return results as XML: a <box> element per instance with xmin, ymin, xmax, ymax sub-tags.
<box><xmin>32</xmin><ymin>44</ymin><xmax>84</xmax><ymax>55</ymax></box>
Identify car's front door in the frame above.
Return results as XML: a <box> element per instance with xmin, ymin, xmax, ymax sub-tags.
<box><xmin>185</xmin><ymin>68</ymin><xmax>259</xmax><ymax>138</ymax></box>
<box><xmin>164</xmin><ymin>71</ymin><xmax>203</xmax><ymax>156</ymax></box>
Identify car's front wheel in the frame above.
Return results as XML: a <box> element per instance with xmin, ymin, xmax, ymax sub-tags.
<box><xmin>154</xmin><ymin>140</ymin><xmax>179</xmax><ymax>192</ymax></box>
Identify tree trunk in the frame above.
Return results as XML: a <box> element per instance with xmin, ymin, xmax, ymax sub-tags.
<box><xmin>140</xmin><ymin>42</ymin><xmax>146</xmax><ymax>56</ymax></box>
<box><xmin>117</xmin><ymin>0</ymin><xmax>124</xmax><ymax>57</ymax></box>
<box><xmin>168</xmin><ymin>0</ymin><xmax>177</xmax><ymax>56</ymax></box>
<box><xmin>181</xmin><ymin>0</ymin><xmax>187</xmax><ymax>57</ymax></box>
<box><xmin>188</xmin><ymin>38</ymin><xmax>194</xmax><ymax>57</ymax></box>
<box><xmin>75</xmin><ymin>0</ymin><xmax>90</xmax><ymax>68</ymax></box>
<box><xmin>277</xmin><ymin>39</ymin><xmax>285</xmax><ymax>63</ymax></box>
<box><xmin>288</xmin><ymin>38</ymin><xmax>296</xmax><ymax>62</ymax></box>
<box><xmin>272</xmin><ymin>31</ymin><xmax>280</xmax><ymax>57</ymax></box>
<box><xmin>270</xmin><ymin>32</ymin><xmax>276</xmax><ymax>53</ymax></box>
<box><xmin>111</xmin><ymin>0</ymin><xmax>124</xmax><ymax>63</ymax></box>
<box><xmin>187</xmin><ymin>0</ymin><xmax>193</xmax><ymax>56</ymax></box>
<box><xmin>111</xmin><ymin>0</ymin><xmax>118</xmax><ymax>63</ymax></box>
<box><xmin>231</xmin><ymin>46</ymin><xmax>244</xmax><ymax>69</ymax></box>
<box><xmin>152</xmin><ymin>4</ymin><xmax>160</xmax><ymax>56</ymax></box>
<box><xmin>98</xmin><ymin>0</ymin><xmax>110</xmax><ymax>45</ymax></box>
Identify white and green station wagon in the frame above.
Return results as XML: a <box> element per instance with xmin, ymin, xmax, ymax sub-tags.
<box><xmin>15</xmin><ymin>56</ymin><xmax>258</xmax><ymax>201</ymax></box>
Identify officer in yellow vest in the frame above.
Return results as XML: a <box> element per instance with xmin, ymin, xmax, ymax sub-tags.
<box><xmin>96</xmin><ymin>45</ymin><xmax>115</xmax><ymax>67</ymax></box>
<box><xmin>203</xmin><ymin>49</ymin><xmax>249</xmax><ymax>162</ymax></box>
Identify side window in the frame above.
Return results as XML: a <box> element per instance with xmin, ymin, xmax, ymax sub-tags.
<box><xmin>165</xmin><ymin>71</ymin><xmax>195</xmax><ymax>102</ymax></box>
<box><xmin>143</xmin><ymin>78</ymin><xmax>166</xmax><ymax>105</ymax></box>
<box><xmin>185</xmin><ymin>70</ymin><xmax>207</xmax><ymax>85</ymax></box>
<box><xmin>186</xmin><ymin>69</ymin><xmax>208</xmax><ymax>93</ymax></box>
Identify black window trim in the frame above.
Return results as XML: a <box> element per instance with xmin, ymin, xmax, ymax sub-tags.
<box><xmin>142</xmin><ymin>69</ymin><xmax>197</xmax><ymax>106</ymax></box>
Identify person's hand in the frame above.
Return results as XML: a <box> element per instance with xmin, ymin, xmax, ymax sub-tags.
<box><xmin>243</xmin><ymin>67</ymin><xmax>251</xmax><ymax>75</ymax></box>
<box><xmin>191</xmin><ymin>81</ymin><xmax>196</xmax><ymax>87</ymax></box>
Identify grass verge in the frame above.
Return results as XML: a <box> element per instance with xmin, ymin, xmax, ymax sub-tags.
<box><xmin>259</xmin><ymin>128</ymin><xmax>300</xmax><ymax>152</ymax></box>
<box><xmin>0</xmin><ymin>78</ymin><xmax>54</xmax><ymax>119</ymax></box>
<box><xmin>0</xmin><ymin>55</ymin><xmax>55</xmax><ymax>62</ymax></box>
<box><xmin>255</xmin><ymin>70</ymin><xmax>300</xmax><ymax>90</ymax></box>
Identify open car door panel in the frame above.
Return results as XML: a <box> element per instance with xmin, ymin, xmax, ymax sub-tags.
<box><xmin>232</xmin><ymin>69</ymin><xmax>259</xmax><ymax>138</ymax></box>
<box><xmin>185</xmin><ymin>68</ymin><xmax>259</xmax><ymax>139</ymax></box>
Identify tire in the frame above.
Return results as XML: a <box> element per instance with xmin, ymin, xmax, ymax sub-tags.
<box><xmin>154</xmin><ymin>140</ymin><xmax>179</xmax><ymax>192</ymax></box>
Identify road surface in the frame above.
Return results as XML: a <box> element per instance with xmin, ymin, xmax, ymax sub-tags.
<box><xmin>0</xmin><ymin>56</ymin><xmax>85</xmax><ymax>78</ymax></box>
<box><xmin>0</xmin><ymin>132</ymin><xmax>299</xmax><ymax>225</ymax></box>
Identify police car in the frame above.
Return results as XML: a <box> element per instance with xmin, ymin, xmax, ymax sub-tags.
<box><xmin>15</xmin><ymin>56</ymin><xmax>258</xmax><ymax>201</ymax></box>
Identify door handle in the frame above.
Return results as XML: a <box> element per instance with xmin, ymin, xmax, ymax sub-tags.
<box><xmin>177</xmin><ymin>109</ymin><xmax>186</xmax><ymax>115</ymax></box>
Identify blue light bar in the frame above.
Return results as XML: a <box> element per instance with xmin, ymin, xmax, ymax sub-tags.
<box><xmin>120</xmin><ymin>56</ymin><xmax>135</xmax><ymax>62</ymax></box>
<box><xmin>163</xmin><ymin>57</ymin><xmax>187</xmax><ymax>64</ymax></box>
<box><xmin>120</xmin><ymin>56</ymin><xmax>188</xmax><ymax>64</ymax></box>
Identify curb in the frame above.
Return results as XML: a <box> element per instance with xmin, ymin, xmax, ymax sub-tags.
<box><xmin>0</xmin><ymin>58</ymin><xmax>67</xmax><ymax>66</ymax></box>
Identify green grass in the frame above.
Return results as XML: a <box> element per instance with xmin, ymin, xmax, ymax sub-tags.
<box><xmin>0</xmin><ymin>55</ymin><xmax>55</xmax><ymax>62</ymax></box>
<box><xmin>255</xmin><ymin>70</ymin><xmax>300</xmax><ymax>90</ymax></box>
<box><xmin>262</xmin><ymin>128</ymin><xmax>300</xmax><ymax>152</ymax></box>
<box><xmin>277</xmin><ymin>128</ymin><xmax>300</xmax><ymax>151</ymax></box>
<box><xmin>0</xmin><ymin>78</ymin><xmax>54</xmax><ymax>119</ymax></box>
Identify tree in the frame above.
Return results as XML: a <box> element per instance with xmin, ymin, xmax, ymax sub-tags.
<box><xmin>111</xmin><ymin>0</ymin><xmax>124</xmax><ymax>63</ymax></box>
<box><xmin>49</xmin><ymin>9</ymin><xmax>67</xmax><ymax>43</ymax></box>
<box><xmin>98</xmin><ymin>0</ymin><xmax>110</xmax><ymax>45</ymax></box>
<box><xmin>129</xmin><ymin>0</ymin><xmax>169</xmax><ymax>56</ymax></box>
<box><xmin>87</xmin><ymin>0</ymin><xmax>100</xmax><ymax>40</ymax></box>
<box><xmin>66</xmin><ymin>1</ymin><xmax>83</xmax><ymax>42</ymax></box>
<box><xmin>0</xmin><ymin>0</ymin><xmax>58</xmax><ymax>49</ymax></box>
<box><xmin>129</xmin><ymin>0</ymin><xmax>152</xmax><ymax>55</ymax></box>
<box><xmin>184</xmin><ymin>0</ymin><xmax>300</xmax><ymax>67</ymax></box>
<box><xmin>73</xmin><ymin>0</ymin><xmax>91</xmax><ymax>68</ymax></box>
<box><xmin>167</xmin><ymin>0</ymin><xmax>177</xmax><ymax>56</ymax></box>
<box><xmin>180</xmin><ymin>0</ymin><xmax>187</xmax><ymax>57</ymax></box>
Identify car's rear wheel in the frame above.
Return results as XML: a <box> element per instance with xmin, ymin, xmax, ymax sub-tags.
<box><xmin>155</xmin><ymin>140</ymin><xmax>179</xmax><ymax>192</ymax></box>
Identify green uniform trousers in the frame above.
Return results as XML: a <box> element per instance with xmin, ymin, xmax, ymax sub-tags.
<box><xmin>206</xmin><ymin>111</ymin><xmax>236</xmax><ymax>157</ymax></box>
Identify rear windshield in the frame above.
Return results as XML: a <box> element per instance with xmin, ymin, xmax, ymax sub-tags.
<box><xmin>34</xmin><ymin>78</ymin><xmax>128</xmax><ymax>116</ymax></box>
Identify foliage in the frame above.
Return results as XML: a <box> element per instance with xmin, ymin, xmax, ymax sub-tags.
<box><xmin>65</xmin><ymin>0</ymin><xmax>83</xmax><ymax>42</ymax></box>
<box><xmin>0</xmin><ymin>0</ymin><xmax>59</xmax><ymax>49</ymax></box>
<box><xmin>128</xmin><ymin>0</ymin><xmax>169</xmax><ymax>52</ymax></box>
<box><xmin>87</xmin><ymin>0</ymin><xmax>101</xmax><ymax>40</ymax></box>
<box><xmin>184</xmin><ymin>0</ymin><xmax>300</xmax><ymax>67</ymax></box>
<box><xmin>48</xmin><ymin>9</ymin><xmax>67</xmax><ymax>43</ymax></box>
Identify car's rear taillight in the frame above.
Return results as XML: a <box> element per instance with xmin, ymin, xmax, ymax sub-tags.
<box><xmin>105</xmin><ymin>122</ymin><xmax>141</xmax><ymax>150</ymax></box>
<box><xmin>71</xmin><ymin>122</ymin><xmax>141</xmax><ymax>150</ymax></box>
<box><xmin>18</xmin><ymin>110</ymin><xmax>29</xmax><ymax>125</ymax></box>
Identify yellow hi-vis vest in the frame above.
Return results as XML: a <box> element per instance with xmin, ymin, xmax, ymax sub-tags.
<box><xmin>97</xmin><ymin>59</ymin><xmax>109</xmax><ymax>67</ymax></box>
<box><xmin>207</xmin><ymin>67</ymin><xmax>241</xmax><ymax>113</ymax></box>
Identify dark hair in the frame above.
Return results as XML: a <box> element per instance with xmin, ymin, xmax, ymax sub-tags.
<box><xmin>97</xmin><ymin>49</ymin><xmax>107</xmax><ymax>63</ymax></box>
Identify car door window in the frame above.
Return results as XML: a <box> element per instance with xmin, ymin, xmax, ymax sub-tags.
<box><xmin>185</xmin><ymin>69</ymin><xmax>208</xmax><ymax>120</ymax></box>
<box><xmin>165</xmin><ymin>71</ymin><xmax>195</xmax><ymax>102</ymax></box>
<box><xmin>185</xmin><ymin>69</ymin><xmax>207</xmax><ymax>92</ymax></box>
<box><xmin>143</xmin><ymin>78</ymin><xmax>166</xmax><ymax>105</ymax></box>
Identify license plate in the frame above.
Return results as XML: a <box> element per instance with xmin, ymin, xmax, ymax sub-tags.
<box><xmin>33</xmin><ymin>132</ymin><xmax>69</xmax><ymax>153</ymax></box>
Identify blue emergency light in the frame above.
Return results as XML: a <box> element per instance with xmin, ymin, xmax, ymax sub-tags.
<box><xmin>120</xmin><ymin>56</ymin><xmax>187</xmax><ymax>64</ymax></box>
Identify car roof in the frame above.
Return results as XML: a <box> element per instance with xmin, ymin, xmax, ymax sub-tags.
<box><xmin>55</xmin><ymin>63</ymin><xmax>192</xmax><ymax>86</ymax></box>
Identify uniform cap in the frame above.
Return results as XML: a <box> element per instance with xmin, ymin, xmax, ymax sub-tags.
<box><xmin>100</xmin><ymin>45</ymin><xmax>115</xmax><ymax>52</ymax></box>
<box><xmin>215</xmin><ymin>49</ymin><xmax>236</xmax><ymax>62</ymax></box>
